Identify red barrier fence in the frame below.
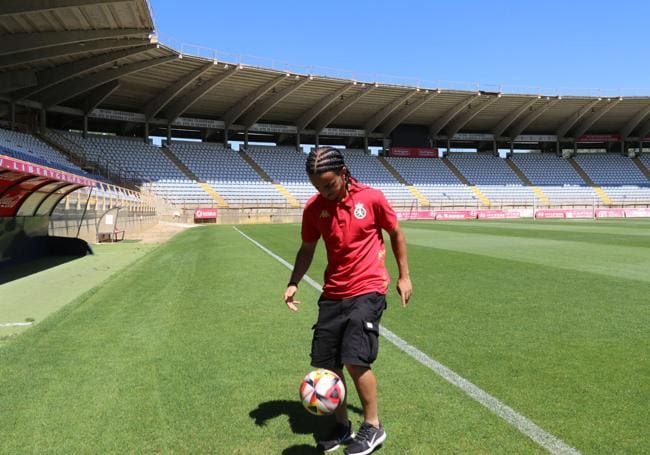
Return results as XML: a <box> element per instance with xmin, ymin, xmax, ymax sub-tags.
<box><xmin>396</xmin><ymin>207</ymin><xmax>650</xmax><ymax>221</ymax></box>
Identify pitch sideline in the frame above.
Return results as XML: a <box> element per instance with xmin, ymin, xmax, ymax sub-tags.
<box><xmin>233</xmin><ymin>226</ymin><xmax>580</xmax><ymax>455</ymax></box>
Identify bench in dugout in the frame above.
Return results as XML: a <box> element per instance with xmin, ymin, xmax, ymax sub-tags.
<box><xmin>96</xmin><ymin>207</ymin><xmax>125</xmax><ymax>242</ymax></box>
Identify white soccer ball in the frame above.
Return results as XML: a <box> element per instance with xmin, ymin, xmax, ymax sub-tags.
<box><xmin>299</xmin><ymin>368</ymin><xmax>346</xmax><ymax>416</ymax></box>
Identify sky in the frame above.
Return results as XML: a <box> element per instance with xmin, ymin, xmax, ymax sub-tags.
<box><xmin>149</xmin><ymin>0</ymin><xmax>650</xmax><ymax>97</ymax></box>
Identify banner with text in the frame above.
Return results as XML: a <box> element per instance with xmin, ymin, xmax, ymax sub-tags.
<box><xmin>388</xmin><ymin>147</ymin><xmax>439</xmax><ymax>158</ymax></box>
<box><xmin>194</xmin><ymin>208</ymin><xmax>218</xmax><ymax>220</ymax></box>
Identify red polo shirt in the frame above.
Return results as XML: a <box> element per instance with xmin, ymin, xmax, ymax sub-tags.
<box><xmin>301</xmin><ymin>180</ymin><xmax>398</xmax><ymax>299</ymax></box>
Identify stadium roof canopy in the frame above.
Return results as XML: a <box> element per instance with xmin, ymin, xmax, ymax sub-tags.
<box><xmin>2</xmin><ymin>0</ymin><xmax>650</xmax><ymax>148</ymax></box>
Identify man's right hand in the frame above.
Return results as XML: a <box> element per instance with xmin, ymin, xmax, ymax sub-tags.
<box><xmin>284</xmin><ymin>285</ymin><xmax>300</xmax><ymax>312</ymax></box>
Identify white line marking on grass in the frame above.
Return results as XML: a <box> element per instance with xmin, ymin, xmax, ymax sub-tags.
<box><xmin>233</xmin><ymin>226</ymin><xmax>581</xmax><ymax>455</ymax></box>
<box><xmin>0</xmin><ymin>322</ymin><xmax>33</xmax><ymax>327</ymax></box>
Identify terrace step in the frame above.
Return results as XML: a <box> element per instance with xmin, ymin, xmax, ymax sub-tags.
<box><xmin>239</xmin><ymin>150</ymin><xmax>272</xmax><ymax>182</ymax></box>
<box><xmin>568</xmin><ymin>158</ymin><xmax>595</xmax><ymax>185</ymax></box>
<box><xmin>161</xmin><ymin>146</ymin><xmax>200</xmax><ymax>182</ymax></box>
<box><xmin>505</xmin><ymin>158</ymin><xmax>532</xmax><ymax>185</ymax></box>
<box><xmin>198</xmin><ymin>182</ymin><xmax>229</xmax><ymax>208</ymax></box>
<box><xmin>592</xmin><ymin>186</ymin><xmax>613</xmax><ymax>206</ymax></box>
<box><xmin>378</xmin><ymin>156</ymin><xmax>409</xmax><ymax>184</ymax></box>
<box><xmin>568</xmin><ymin>158</ymin><xmax>612</xmax><ymax>205</ymax></box>
<box><xmin>442</xmin><ymin>157</ymin><xmax>471</xmax><ymax>185</ymax></box>
<box><xmin>632</xmin><ymin>157</ymin><xmax>650</xmax><ymax>180</ymax></box>
<box><xmin>470</xmin><ymin>186</ymin><xmax>492</xmax><ymax>207</ymax></box>
<box><xmin>406</xmin><ymin>185</ymin><xmax>430</xmax><ymax>207</ymax></box>
<box><xmin>531</xmin><ymin>186</ymin><xmax>550</xmax><ymax>206</ymax></box>
<box><xmin>273</xmin><ymin>183</ymin><xmax>300</xmax><ymax>208</ymax></box>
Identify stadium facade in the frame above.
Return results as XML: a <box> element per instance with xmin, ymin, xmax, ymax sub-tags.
<box><xmin>0</xmin><ymin>0</ymin><xmax>649</xmax><ymax>244</ymax></box>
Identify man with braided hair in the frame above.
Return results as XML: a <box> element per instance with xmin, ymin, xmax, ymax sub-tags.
<box><xmin>284</xmin><ymin>146</ymin><xmax>412</xmax><ymax>454</ymax></box>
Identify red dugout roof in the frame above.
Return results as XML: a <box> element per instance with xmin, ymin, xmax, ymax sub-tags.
<box><xmin>0</xmin><ymin>155</ymin><xmax>95</xmax><ymax>217</ymax></box>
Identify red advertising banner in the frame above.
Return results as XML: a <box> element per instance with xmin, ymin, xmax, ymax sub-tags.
<box><xmin>194</xmin><ymin>208</ymin><xmax>218</xmax><ymax>220</ymax></box>
<box><xmin>0</xmin><ymin>155</ymin><xmax>96</xmax><ymax>186</ymax></box>
<box><xmin>477</xmin><ymin>210</ymin><xmax>504</xmax><ymax>219</ymax></box>
<box><xmin>595</xmin><ymin>208</ymin><xmax>626</xmax><ymax>218</ymax></box>
<box><xmin>535</xmin><ymin>209</ymin><xmax>568</xmax><ymax>219</ymax></box>
<box><xmin>396</xmin><ymin>209</ymin><xmax>523</xmax><ymax>221</ymax></box>
<box><xmin>396</xmin><ymin>210</ymin><xmax>435</xmax><ymax>220</ymax></box>
<box><xmin>563</xmin><ymin>209</ymin><xmax>595</xmax><ymax>219</ymax></box>
<box><xmin>624</xmin><ymin>208</ymin><xmax>650</xmax><ymax>218</ymax></box>
<box><xmin>577</xmin><ymin>134</ymin><xmax>623</xmax><ymax>142</ymax></box>
<box><xmin>434</xmin><ymin>210</ymin><xmax>476</xmax><ymax>220</ymax></box>
<box><xmin>388</xmin><ymin>147</ymin><xmax>439</xmax><ymax>158</ymax></box>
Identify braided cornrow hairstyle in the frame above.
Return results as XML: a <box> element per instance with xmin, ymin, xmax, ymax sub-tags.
<box><xmin>305</xmin><ymin>147</ymin><xmax>351</xmax><ymax>178</ymax></box>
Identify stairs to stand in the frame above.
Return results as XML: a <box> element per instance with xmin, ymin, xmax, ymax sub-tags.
<box><xmin>505</xmin><ymin>158</ymin><xmax>550</xmax><ymax>205</ymax></box>
<box><xmin>198</xmin><ymin>182</ymin><xmax>229</xmax><ymax>208</ymax></box>
<box><xmin>632</xmin><ymin>157</ymin><xmax>650</xmax><ymax>180</ymax></box>
<box><xmin>442</xmin><ymin>157</ymin><xmax>471</xmax><ymax>185</ymax></box>
<box><xmin>568</xmin><ymin>158</ymin><xmax>612</xmax><ymax>205</ymax></box>
<box><xmin>239</xmin><ymin>150</ymin><xmax>272</xmax><ymax>182</ymax></box>
<box><xmin>406</xmin><ymin>186</ymin><xmax>430</xmax><ymax>207</ymax></box>
<box><xmin>161</xmin><ymin>146</ymin><xmax>201</xmax><ymax>181</ymax></box>
<box><xmin>273</xmin><ymin>183</ymin><xmax>301</xmax><ymax>208</ymax></box>
<box><xmin>378</xmin><ymin>156</ymin><xmax>408</xmax><ymax>184</ymax></box>
<box><xmin>469</xmin><ymin>186</ymin><xmax>492</xmax><ymax>207</ymax></box>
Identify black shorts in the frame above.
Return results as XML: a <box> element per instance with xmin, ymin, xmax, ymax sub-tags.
<box><xmin>310</xmin><ymin>291</ymin><xmax>387</xmax><ymax>370</ymax></box>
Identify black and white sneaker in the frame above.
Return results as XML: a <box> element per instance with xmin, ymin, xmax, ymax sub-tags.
<box><xmin>344</xmin><ymin>422</ymin><xmax>386</xmax><ymax>455</ymax></box>
<box><xmin>317</xmin><ymin>420</ymin><xmax>355</xmax><ymax>453</ymax></box>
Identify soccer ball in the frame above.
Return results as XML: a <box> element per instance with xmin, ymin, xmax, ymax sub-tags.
<box><xmin>299</xmin><ymin>368</ymin><xmax>346</xmax><ymax>416</ymax></box>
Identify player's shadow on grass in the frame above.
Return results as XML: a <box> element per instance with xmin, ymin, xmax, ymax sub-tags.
<box><xmin>250</xmin><ymin>400</ymin><xmax>363</xmax><ymax>454</ymax></box>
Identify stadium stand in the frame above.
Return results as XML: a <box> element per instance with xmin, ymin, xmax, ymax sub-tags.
<box><xmin>167</xmin><ymin>141</ymin><xmax>289</xmax><ymax>207</ymax></box>
<box><xmin>510</xmin><ymin>153</ymin><xmax>584</xmax><ymax>185</ymax></box>
<box><xmin>385</xmin><ymin>156</ymin><xmax>476</xmax><ymax>207</ymax></box>
<box><xmin>639</xmin><ymin>153</ymin><xmax>650</xmax><ymax>170</ymax></box>
<box><xmin>54</xmin><ymin>131</ymin><xmax>185</xmax><ymax>182</ymax></box>
<box><xmin>0</xmin><ymin>127</ymin><xmax>87</xmax><ymax>176</ymax></box>
<box><xmin>573</xmin><ymin>154</ymin><xmax>648</xmax><ymax>186</ymax></box>
<box><xmin>337</xmin><ymin>149</ymin><xmax>416</xmax><ymax>206</ymax></box>
<box><xmin>447</xmin><ymin>152</ymin><xmax>521</xmax><ymax>185</ymax></box>
<box><xmin>244</xmin><ymin>145</ymin><xmax>314</xmax><ymax>205</ymax></box>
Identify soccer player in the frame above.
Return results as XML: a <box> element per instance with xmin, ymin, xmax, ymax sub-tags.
<box><xmin>284</xmin><ymin>147</ymin><xmax>412</xmax><ymax>455</ymax></box>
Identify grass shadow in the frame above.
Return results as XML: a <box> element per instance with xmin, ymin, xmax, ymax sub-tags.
<box><xmin>250</xmin><ymin>399</ymin><xmax>363</xmax><ymax>454</ymax></box>
<box><xmin>0</xmin><ymin>255</ymin><xmax>80</xmax><ymax>285</ymax></box>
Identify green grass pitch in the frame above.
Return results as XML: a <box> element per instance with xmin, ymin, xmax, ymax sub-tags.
<box><xmin>1</xmin><ymin>219</ymin><xmax>648</xmax><ymax>453</ymax></box>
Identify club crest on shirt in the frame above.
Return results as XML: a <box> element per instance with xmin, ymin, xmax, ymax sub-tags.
<box><xmin>353</xmin><ymin>203</ymin><xmax>367</xmax><ymax>220</ymax></box>
<box><xmin>320</xmin><ymin>210</ymin><xmax>330</xmax><ymax>218</ymax></box>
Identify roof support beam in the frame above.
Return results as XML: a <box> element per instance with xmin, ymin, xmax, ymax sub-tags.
<box><xmin>381</xmin><ymin>91</ymin><xmax>439</xmax><ymax>136</ymax></box>
<box><xmin>635</xmin><ymin>117</ymin><xmax>650</xmax><ymax>141</ymax></box>
<box><xmin>508</xmin><ymin>97</ymin><xmax>562</xmax><ymax>139</ymax></box>
<box><xmin>36</xmin><ymin>54</ymin><xmax>177</xmax><ymax>108</ymax></box>
<box><xmin>0</xmin><ymin>38</ymin><xmax>150</xmax><ymax>69</ymax></box>
<box><xmin>0</xmin><ymin>29</ymin><xmax>147</xmax><ymax>56</ymax></box>
<box><xmin>141</xmin><ymin>61</ymin><xmax>215</xmax><ymax>120</ymax></box>
<box><xmin>312</xmin><ymin>85</ymin><xmax>377</xmax><ymax>134</ymax></box>
<box><xmin>555</xmin><ymin>98</ymin><xmax>602</xmax><ymax>138</ymax></box>
<box><xmin>364</xmin><ymin>89</ymin><xmax>418</xmax><ymax>133</ymax></box>
<box><xmin>620</xmin><ymin>104</ymin><xmax>650</xmax><ymax>139</ymax></box>
<box><xmin>223</xmin><ymin>73</ymin><xmax>289</xmax><ymax>127</ymax></box>
<box><xmin>572</xmin><ymin>98</ymin><xmax>622</xmax><ymax>139</ymax></box>
<box><xmin>11</xmin><ymin>44</ymin><xmax>155</xmax><ymax>101</ymax></box>
<box><xmin>164</xmin><ymin>65</ymin><xmax>240</xmax><ymax>123</ymax></box>
<box><xmin>444</xmin><ymin>94</ymin><xmax>501</xmax><ymax>137</ymax></box>
<box><xmin>0</xmin><ymin>0</ymin><xmax>133</xmax><ymax>16</ymax></box>
<box><xmin>429</xmin><ymin>93</ymin><xmax>481</xmax><ymax>136</ymax></box>
<box><xmin>83</xmin><ymin>80</ymin><xmax>121</xmax><ymax>114</ymax></box>
<box><xmin>241</xmin><ymin>77</ymin><xmax>311</xmax><ymax>128</ymax></box>
<box><xmin>296</xmin><ymin>82</ymin><xmax>355</xmax><ymax>132</ymax></box>
<box><xmin>492</xmin><ymin>96</ymin><xmax>540</xmax><ymax>138</ymax></box>
<box><xmin>0</xmin><ymin>70</ymin><xmax>37</xmax><ymax>93</ymax></box>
